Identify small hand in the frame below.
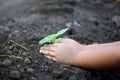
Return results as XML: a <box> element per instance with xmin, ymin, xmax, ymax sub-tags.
<box><xmin>40</xmin><ymin>43</ymin><xmax>80</xmax><ymax>65</ymax></box>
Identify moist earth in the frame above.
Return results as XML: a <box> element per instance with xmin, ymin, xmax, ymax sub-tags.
<box><xmin>0</xmin><ymin>0</ymin><xmax>120</xmax><ymax>80</ymax></box>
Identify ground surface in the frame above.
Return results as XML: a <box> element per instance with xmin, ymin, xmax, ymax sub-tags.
<box><xmin>0</xmin><ymin>0</ymin><xmax>120</xmax><ymax>80</ymax></box>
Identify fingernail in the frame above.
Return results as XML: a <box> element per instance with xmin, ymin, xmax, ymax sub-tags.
<box><xmin>40</xmin><ymin>50</ymin><xmax>42</xmax><ymax>53</ymax></box>
<box><xmin>40</xmin><ymin>47</ymin><xmax>43</xmax><ymax>50</ymax></box>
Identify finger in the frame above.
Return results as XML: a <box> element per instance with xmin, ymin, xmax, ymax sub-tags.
<box><xmin>44</xmin><ymin>55</ymin><xmax>57</xmax><ymax>61</ymax></box>
<box><xmin>40</xmin><ymin>50</ymin><xmax>49</xmax><ymax>55</ymax></box>
<box><xmin>51</xmin><ymin>57</ymin><xmax>57</xmax><ymax>61</ymax></box>
<box><xmin>43</xmin><ymin>44</ymin><xmax>52</xmax><ymax>47</ymax></box>
<box><xmin>44</xmin><ymin>43</ymin><xmax>57</xmax><ymax>47</ymax></box>
<box><xmin>43</xmin><ymin>44</ymin><xmax>47</xmax><ymax>47</ymax></box>
<box><xmin>40</xmin><ymin>46</ymin><xmax>56</xmax><ymax>52</ymax></box>
<box><xmin>42</xmin><ymin>44</ymin><xmax>57</xmax><ymax>50</ymax></box>
<box><xmin>40</xmin><ymin>50</ymin><xmax>56</xmax><ymax>57</ymax></box>
<box><xmin>44</xmin><ymin>55</ymin><xmax>52</xmax><ymax>59</ymax></box>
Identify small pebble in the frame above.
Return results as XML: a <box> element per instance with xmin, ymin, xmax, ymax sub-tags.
<box><xmin>19</xmin><ymin>68</ymin><xmax>25</xmax><ymax>73</ymax></box>
<box><xmin>24</xmin><ymin>58</ymin><xmax>31</xmax><ymax>64</ymax></box>
<box><xmin>52</xmin><ymin>70</ymin><xmax>63</xmax><ymax>79</ymax></box>
<box><xmin>30</xmin><ymin>77</ymin><xmax>37</xmax><ymax>80</ymax></box>
<box><xmin>16</xmin><ymin>64</ymin><xmax>21</xmax><ymax>68</ymax></box>
<box><xmin>9</xmin><ymin>46</ymin><xmax>14</xmax><ymax>50</ymax></box>
<box><xmin>4</xmin><ymin>27</ymin><xmax>10</xmax><ymax>31</ymax></box>
<box><xmin>9</xmin><ymin>71</ymin><xmax>20</xmax><ymax>79</ymax></box>
<box><xmin>22</xmin><ymin>52</ymin><xmax>28</xmax><ymax>56</ymax></box>
<box><xmin>11</xmin><ymin>30</ymin><xmax>20</xmax><ymax>37</ymax></box>
<box><xmin>12</xmin><ymin>30</ymin><xmax>20</xmax><ymax>35</ymax></box>
<box><xmin>26</xmin><ymin>68</ymin><xmax>34</xmax><ymax>73</ymax></box>
<box><xmin>68</xmin><ymin>76</ymin><xmax>77</xmax><ymax>80</ymax></box>
<box><xmin>112</xmin><ymin>15</ymin><xmax>120</xmax><ymax>26</ymax></box>
<box><xmin>8</xmin><ymin>34</ymin><xmax>12</xmax><ymax>38</ymax></box>
<box><xmin>73</xmin><ymin>21</ymin><xmax>81</xmax><ymax>27</ymax></box>
<box><xmin>7</xmin><ymin>50</ymin><xmax>13</xmax><ymax>55</ymax></box>
<box><xmin>66</xmin><ymin>22</ymin><xmax>72</xmax><ymax>28</ymax></box>
<box><xmin>2</xmin><ymin>59</ymin><xmax>12</xmax><ymax>67</ymax></box>
<box><xmin>0</xmin><ymin>25</ymin><xmax>4</xmax><ymax>29</ymax></box>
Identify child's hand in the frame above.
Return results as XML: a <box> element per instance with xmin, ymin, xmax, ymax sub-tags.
<box><xmin>57</xmin><ymin>38</ymin><xmax>85</xmax><ymax>50</ymax></box>
<box><xmin>40</xmin><ymin>43</ymin><xmax>80</xmax><ymax>65</ymax></box>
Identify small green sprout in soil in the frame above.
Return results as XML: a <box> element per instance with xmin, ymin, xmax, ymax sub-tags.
<box><xmin>39</xmin><ymin>28</ymin><xmax>69</xmax><ymax>45</ymax></box>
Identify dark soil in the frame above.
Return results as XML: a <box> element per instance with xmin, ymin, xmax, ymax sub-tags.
<box><xmin>0</xmin><ymin>0</ymin><xmax>120</xmax><ymax>80</ymax></box>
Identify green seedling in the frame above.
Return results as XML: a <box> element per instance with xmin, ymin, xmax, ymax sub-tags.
<box><xmin>39</xmin><ymin>28</ymin><xmax>69</xmax><ymax>45</ymax></box>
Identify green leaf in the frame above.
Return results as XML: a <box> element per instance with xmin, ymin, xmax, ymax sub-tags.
<box><xmin>39</xmin><ymin>34</ymin><xmax>57</xmax><ymax>45</ymax></box>
<box><xmin>56</xmin><ymin>28</ymin><xmax>69</xmax><ymax>36</ymax></box>
<box><xmin>39</xmin><ymin>28</ymin><xmax>69</xmax><ymax>45</ymax></box>
<box><xmin>39</xmin><ymin>37</ymin><xmax>51</xmax><ymax>45</ymax></box>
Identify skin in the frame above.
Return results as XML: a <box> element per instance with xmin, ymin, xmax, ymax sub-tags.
<box><xmin>40</xmin><ymin>38</ymin><xmax>120</xmax><ymax>70</ymax></box>
<box><xmin>113</xmin><ymin>0</ymin><xmax>120</xmax><ymax>2</ymax></box>
<box><xmin>40</xmin><ymin>43</ymin><xmax>79</xmax><ymax>64</ymax></box>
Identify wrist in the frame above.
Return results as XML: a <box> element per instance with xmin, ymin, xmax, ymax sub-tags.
<box><xmin>73</xmin><ymin>51</ymin><xmax>84</xmax><ymax>66</ymax></box>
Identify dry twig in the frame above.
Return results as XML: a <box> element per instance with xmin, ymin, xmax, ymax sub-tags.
<box><xmin>8</xmin><ymin>40</ymin><xmax>28</xmax><ymax>51</ymax></box>
<box><xmin>0</xmin><ymin>54</ymin><xmax>23</xmax><ymax>59</ymax></box>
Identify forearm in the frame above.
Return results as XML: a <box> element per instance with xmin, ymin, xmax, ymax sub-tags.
<box><xmin>75</xmin><ymin>46</ymin><xmax>120</xmax><ymax>70</ymax></box>
<box><xmin>84</xmin><ymin>41</ymin><xmax>120</xmax><ymax>50</ymax></box>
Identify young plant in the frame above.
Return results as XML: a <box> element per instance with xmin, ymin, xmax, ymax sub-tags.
<box><xmin>39</xmin><ymin>28</ymin><xmax>69</xmax><ymax>45</ymax></box>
